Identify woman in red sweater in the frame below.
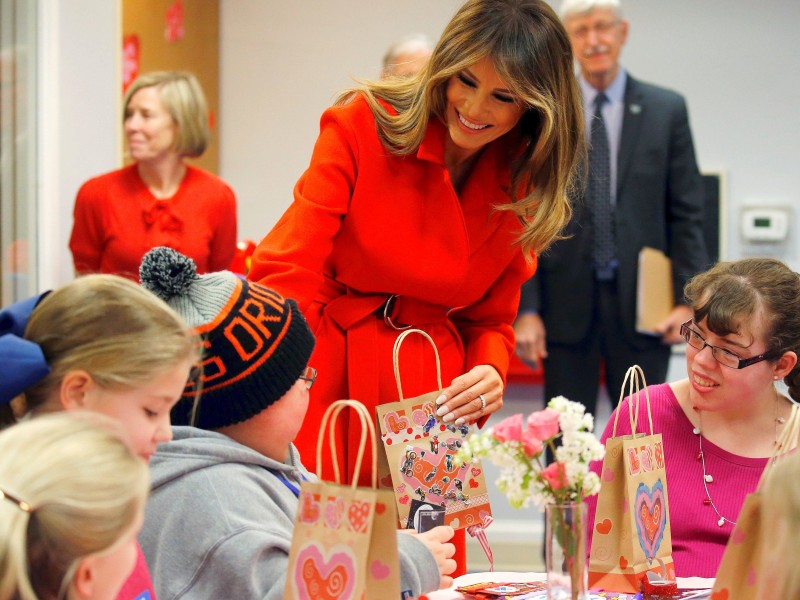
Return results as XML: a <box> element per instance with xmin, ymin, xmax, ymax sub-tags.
<box><xmin>69</xmin><ymin>71</ymin><xmax>237</xmax><ymax>281</ymax></box>
<box><xmin>248</xmin><ymin>0</ymin><xmax>585</xmax><ymax>574</ymax></box>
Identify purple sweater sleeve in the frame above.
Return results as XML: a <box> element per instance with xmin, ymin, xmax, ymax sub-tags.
<box><xmin>586</xmin><ymin>382</ymin><xmax>767</xmax><ymax>578</ymax></box>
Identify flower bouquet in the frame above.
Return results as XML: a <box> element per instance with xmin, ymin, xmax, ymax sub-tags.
<box><xmin>456</xmin><ymin>396</ymin><xmax>605</xmax><ymax>600</ymax></box>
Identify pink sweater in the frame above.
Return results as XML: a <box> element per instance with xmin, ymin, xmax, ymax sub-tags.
<box><xmin>587</xmin><ymin>382</ymin><xmax>767</xmax><ymax>578</ymax></box>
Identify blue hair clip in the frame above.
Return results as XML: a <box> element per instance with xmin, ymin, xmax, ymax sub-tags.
<box><xmin>0</xmin><ymin>292</ymin><xmax>52</xmax><ymax>406</ymax></box>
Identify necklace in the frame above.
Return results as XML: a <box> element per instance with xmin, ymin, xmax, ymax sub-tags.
<box><xmin>693</xmin><ymin>423</ymin><xmax>734</xmax><ymax>528</ymax></box>
<box><xmin>693</xmin><ymin>396</ymin><xmax>784</xmax><ymax>528</ymax></box>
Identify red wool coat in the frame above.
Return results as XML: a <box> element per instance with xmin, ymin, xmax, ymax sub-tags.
<box><xmin>249</xmin><ymin>96</ymin><xmax>537</xmax><ymax>574</ymax></box>
<box><xmin>250</xmin><ymin>95</ymin><xmax>536</xmax><ymax>476</ymax></box>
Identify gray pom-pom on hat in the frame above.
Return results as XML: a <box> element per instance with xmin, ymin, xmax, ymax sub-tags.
<box><xmin>139</xmin><ymin>246</ymin><xmax>315</xmax><ymax>430</ymax></box>
<box><xmin>140</xmin><ymin>247</ymin><xmax>238</xmax><ymax>329</ymax></box>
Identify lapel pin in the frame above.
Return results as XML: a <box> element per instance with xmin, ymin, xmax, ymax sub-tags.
<box><xmin>629</xmin><ymin>103</ymin><xmax>642</xmax><ymax>114</ymax></box>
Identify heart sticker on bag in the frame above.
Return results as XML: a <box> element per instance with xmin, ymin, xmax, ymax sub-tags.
<box><xmin>294</xmin><ymin>542</ymin><xmax>356</xmax><ymax>600</ymax></box>
<box><xmin>634</xmin><ymin>479</ymin><xmax>667</xmax><ymax>560</ymax></box>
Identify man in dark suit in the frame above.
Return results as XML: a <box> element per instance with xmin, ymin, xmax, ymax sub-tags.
<box><xmin>514</xmin><ymin>0</ymin><xmax>708</xmax><ymax>416</ymax></box>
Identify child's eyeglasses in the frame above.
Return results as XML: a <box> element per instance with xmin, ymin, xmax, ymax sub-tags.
<box><xmin>298</xmin><ymin>366</ymin><xmax>317</xmax><ymax>390</ymax></box>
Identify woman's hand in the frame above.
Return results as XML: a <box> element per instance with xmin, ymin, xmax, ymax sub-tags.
<box><xmin>401</xmin><ymin>525</ymin><xmax>457</xmax><ymax>589</ymax></box>
<box><xmin>435</xmin><ymin>364</ymin><xmax>503</xmax><ymax>426</ymax></box>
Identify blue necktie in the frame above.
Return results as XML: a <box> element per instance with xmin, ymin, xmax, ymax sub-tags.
<box><xmin>589</xmin><ymin>92</ymin><xmax>615</xmax><ymax>280</ymax></box>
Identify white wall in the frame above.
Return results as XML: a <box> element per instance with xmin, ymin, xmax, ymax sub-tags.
<box><xmin>219</xmin><ymin>0</ymin><xmax>800</xmax><ymax>270</ymax></box>
<box><xmin>38</xmin><ymin>0</ymin><xmax>119</xmax><ymax>290</ymax></box>
<box><xmin>40</xmin><ymin>1</ymin><xmax>800</xmax><ymax>288</ymax></box>
<box><xmin>219</xmin><ymin>0</ymin><xmax>462</xmax><ymax>247</ymax></box>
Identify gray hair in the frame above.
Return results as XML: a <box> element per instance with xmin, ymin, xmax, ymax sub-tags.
<box><xmin>559</xmin><ymin>0</ymin><xmax>622</xmax><ymax>20</ymax></box>
<box><xmin>382</xmin><ymin>33</ymin><xmax>434</xmax><ymax>69</ymax></box>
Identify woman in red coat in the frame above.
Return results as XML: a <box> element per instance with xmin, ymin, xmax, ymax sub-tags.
<box><xmin>70</xmin><ymin>71</ymin><xmax>237</xmax><ymax>281</ymax></box>
<box><xmin>248</xmin><ymin>0</ymin><xmax>584</xmax><ymax>574</ymax></box>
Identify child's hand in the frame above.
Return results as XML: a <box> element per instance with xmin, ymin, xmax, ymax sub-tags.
<box><xmin>403</xmin><ymin>525</ymin><xmax>457</xmax><ymax>589</ymax></box>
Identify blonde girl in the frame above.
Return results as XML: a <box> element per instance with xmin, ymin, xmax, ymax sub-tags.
<box><xmin>0</xmin><ymin>412</ymin><xmax>149</xmax><ymax>600</ymax></box>
<box><xmin>0</xmin><ymin>274</ymin><xmax>200</xmax><ymax>599</ymax></box>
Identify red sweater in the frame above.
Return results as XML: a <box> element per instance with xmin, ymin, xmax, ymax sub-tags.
<box><xmin>70</xmin><ymin>164</ymin><xmax>237</xmax><ymax>281</ymax></box>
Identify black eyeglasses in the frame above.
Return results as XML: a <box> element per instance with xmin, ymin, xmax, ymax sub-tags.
<box><xmin>679</xmin><ymin>320</ymin><xmax>780</xmax><ymax>370</ymax></box>
<box><xmin>298</xmin><ymin>366</ymin><xmax>317</xmax><ymax>390</ymax></box>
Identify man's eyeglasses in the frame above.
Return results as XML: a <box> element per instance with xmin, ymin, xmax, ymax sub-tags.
<box><xmin>679</xmin><ymin>320</ymin><xmax>780</xmax><ymax>370</ymax></box>
<box><xmin>298</xmin><ymin>366</ymin><xmax>317</xmax><ymax>390</ymax></box>
<box><xmin>567</xmin><ymin>20</ymin><xmax>620</xmax><ymax>40</ymax></box>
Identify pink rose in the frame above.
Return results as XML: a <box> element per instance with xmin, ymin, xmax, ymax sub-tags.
<box><xmin>493</xmin><ymin>414</ymin><xmax>523</xmax><ymax>443</ymax></box>
<box><xmin>527</xmin><ymin>408</ymin><xmax>560</xmax><ymax>441</ymax></box>
<box><xmin>541</xmin><ymin>462</ymin><xmax>569</xmax><ymax>490</ymax></box>
<box><xmin>521</xmin><ymin>432</ymin><xmax>543</xmax><ymax>457</ymax></box>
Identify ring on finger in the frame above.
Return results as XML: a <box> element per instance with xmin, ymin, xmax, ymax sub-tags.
<box><xmin>478</xmin><ymin>393</ymin><xmax>486</xmax><ymax>410</ymax></box>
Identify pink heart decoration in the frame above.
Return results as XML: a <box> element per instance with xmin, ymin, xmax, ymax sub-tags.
<box><xmin>471</xmin><ymin>467</ymin><xmax>481</xmax><ymax>477</ymax></box>
<box><xmin>602</xmin><ymin>467</ymin><xmax>615</xmax><ymax>482</ymax></box>
<box><xmin>401</xmin><ymin>443</ymin><xmax>468</xmax><ymax>498</ymax></box>
<box><xmin>411</xmin><ymin>408</ymin><xmax>429</xmax><ymax>427</ymax></box>
<box><xmin>732</xmin><ymin>527</ymin><xmax>746</xmax><ymax>544</ymax></box>
<box><xmin>294</xmin><ymin>543</ymin><xmax>356</xmax><ymax>600</ymax></box>
<box><xmin>299</xmin><ymin>491</ymin><xmax>320</xmax><ymax>524</ymax></box>
<box><xmin>347</xmin><ymin>500</ymin><xmax>371</xmax><ymax>532</ymax></box>
<box><xmin>383</xmin><ymin>411</ymin><xmax>410</xmax><ymax>435</ymax></box>
<box><xmin>324</xmin><ymin>497</ymin><xmax>345</xmax><ymax>529</ymax></box>
<box><xmin>634</xmin><ymin>480</ymin><xmax>667</xmax><ymax>560</ymax></box>
<box><xmin>371</xmin><ymin>559</ymin><xmax>391</xmax><ymax>580</ymax></box>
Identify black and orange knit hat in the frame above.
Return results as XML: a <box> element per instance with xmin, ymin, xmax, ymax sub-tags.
<box><xmin>139</xmin><ymin>247</ymin><xmax>314</xmax><ymax>430</ymax></box>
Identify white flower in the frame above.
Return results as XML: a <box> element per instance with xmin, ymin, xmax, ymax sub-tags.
<box><xmin>453</xmin><ymin>396</ymin><xmax>605</xmax><ymax>511</ymax></box>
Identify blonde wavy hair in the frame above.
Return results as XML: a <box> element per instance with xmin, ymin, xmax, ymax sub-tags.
<box><xmin>340</xmin><ymin>0</ymin><xmax>585</xmax><ymax>257</ymax></box>
<box><xmin>0</xmin><ymin>412</ymin><xmax>149</xmax><ymax>600</ymax></box>
<box><xmin>6</xmin><ymin>274</ymin><xmax>200</xmax><ymax>424</ymax></box>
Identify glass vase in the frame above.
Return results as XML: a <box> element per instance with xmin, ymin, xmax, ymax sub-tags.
<box><xmin>545</xmin><ymin>501</ymin><xmax>588</xmax><ymax>600</ymax></box>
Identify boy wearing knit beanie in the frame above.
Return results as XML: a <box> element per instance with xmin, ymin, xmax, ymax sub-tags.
<box><xmin>137</xmin><ymin>247</ymin><xmax>455</xmax><ymax>600</ymax></box>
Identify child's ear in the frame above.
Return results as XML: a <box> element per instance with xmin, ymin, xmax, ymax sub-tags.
<box><xmin>59</xmin><ymin>370</ymin><xmax>95</xmax><ymax>411</ymax></box>
<box><xmin>71</xmin><ymin>556</ymin><xmax>97</xmax><ymax>599</ymax></box>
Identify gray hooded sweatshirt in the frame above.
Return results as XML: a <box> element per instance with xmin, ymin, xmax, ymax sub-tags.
<box><xmin>140</xmin><ymin>426</ymin><xmax>440</xmax><ymax>599</ymax></box>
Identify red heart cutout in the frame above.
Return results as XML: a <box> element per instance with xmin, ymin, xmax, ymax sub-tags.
<box><xmin>595</xmin><ymin>519</ymin><xmax>612</xmax><ymax>535</ymax></box>
<box><xmin>469</xmin><ymin>478</ymin><xmax>479</xmax><ymax>488</ymax></box>
<box><xmin>399</xmin><ymin>495</ymin><xmax>410</xmax><ymax>505</ymax></box>
<box><xmin>711</xmin><ymin>589</ymin><xmax>729</xmax><ymax>600</ymax></box>
<box><xmin>347</xmin><ymin>501</ymin><xmax>371</xmax><ymax>532</ymax></box>
<box><xmin>384</xmin><ymin>411</ymin><xmax>410</xmax><ymax>435</ymax></box>
<box><xmin>380</xmin><ymin>474</ymin><xmax>393</xmax><ymax>488</ymax></box>
<box><xmin>619</xmin><ymin>556</ymin><xmax>628</xmax><ymax>570</ymax></box>
<box><xmin>375</xmin><ymin>502</ymin><xmax>386</xmax><ymax>515</ymax></box>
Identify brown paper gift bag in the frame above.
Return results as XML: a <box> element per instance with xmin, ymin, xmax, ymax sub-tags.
<box><xmin>711</xmin><ymin>403</ymin><xmax>800</xmax><ymax>600</ymax></box>
<box><xmin>376</xmin><ymin>328</ymin><xmax>492</xmax><ymax>531</ymax></box>
<box><xmin>588</xmin><ymin>365</ymin><xmax>675</xmax><ymax>592</ymax></box>
<box><xmin>284</xmin><ymin>400</ymin><xmax>400</xmax><ymax>600</ymax></box>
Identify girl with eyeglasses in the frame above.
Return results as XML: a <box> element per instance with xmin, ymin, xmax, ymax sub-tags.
<box><xmin>587</xmin><ymin>257</ymin><xmax>800</xmax><ymax>578</ymax></box>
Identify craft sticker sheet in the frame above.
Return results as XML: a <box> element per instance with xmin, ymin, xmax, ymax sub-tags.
<box><xmin>377</xmin><ymin>395</ymin><xmax>492</xmax><ymax>530</ymax></box>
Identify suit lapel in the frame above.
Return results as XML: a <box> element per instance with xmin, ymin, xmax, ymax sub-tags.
<box><xmin>617</xmin><ymin>76</ymin><xmax>644</xmax><ymax>195</ymax></box>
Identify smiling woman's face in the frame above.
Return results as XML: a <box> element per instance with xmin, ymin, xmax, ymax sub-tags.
<box><xmin>444</xmin><ymin>56</ymin><xmax>525</xmax><ymax>163</ymax></box>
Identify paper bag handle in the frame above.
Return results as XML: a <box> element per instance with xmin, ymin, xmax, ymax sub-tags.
<box><xmin>393</xmin><ymin>328</ymin><xmax>443</xmax><ymax>400</ymax></box>
<box><xmin>758</xmin><ymin>402</ymin><xmax>800</xmax><ymax>490</ymax></box>
<box><xmin>316</xmin><ymin>399</ymin><xmax>378</xmax><ymax>489</ymax></box>
<box><xmin>612</xmin><ymin>364</ymin><xmax>654</xmax><ymax>437</ymax></box>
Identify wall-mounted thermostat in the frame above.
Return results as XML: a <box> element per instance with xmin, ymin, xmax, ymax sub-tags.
<box><xmin>741</xmin><ymin>207</ymin><xmax>790</xmax><ymax>243</ymax></box>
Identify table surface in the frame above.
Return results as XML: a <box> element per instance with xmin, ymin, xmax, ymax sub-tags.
<box><xmin>426</xmin><ymin>573</ymin><xmax>715</xmax><ymax>600</ymax></box>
